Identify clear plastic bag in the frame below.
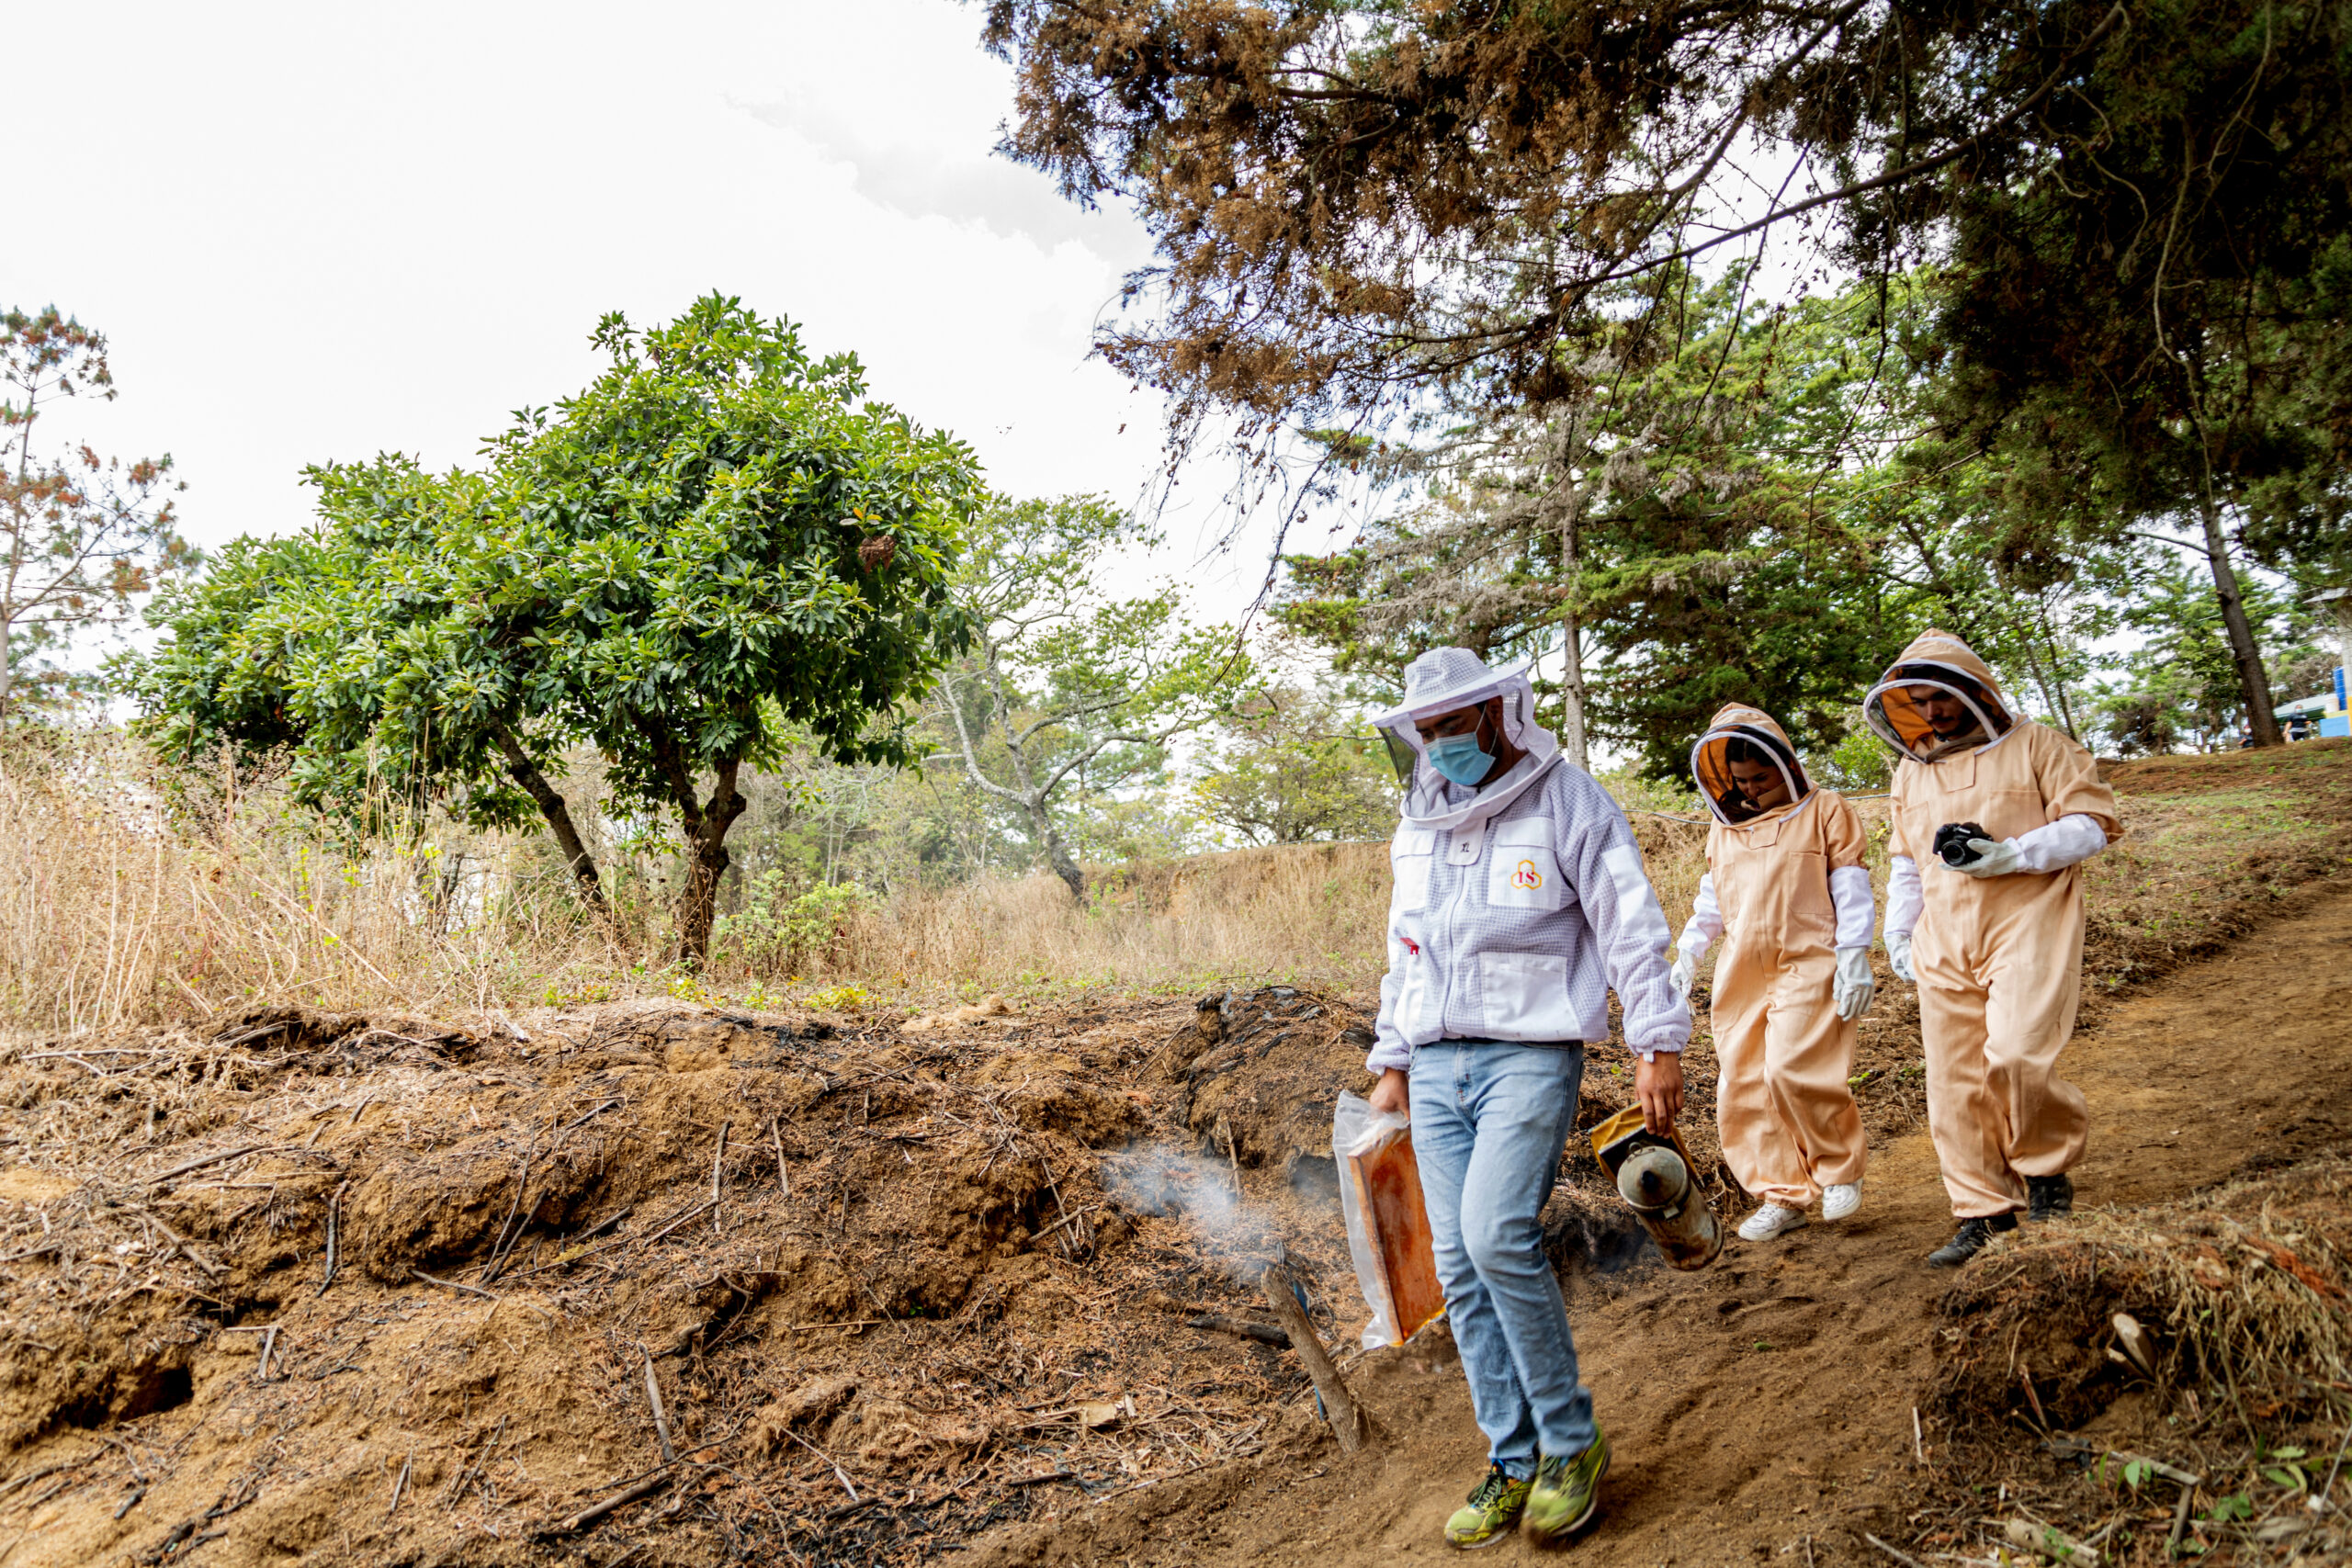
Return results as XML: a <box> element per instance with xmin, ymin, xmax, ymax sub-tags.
<box><xmin>1333</xmin><ymin>1091</ymin><xmax>1444</xmax><ymax>1349</ymax></box>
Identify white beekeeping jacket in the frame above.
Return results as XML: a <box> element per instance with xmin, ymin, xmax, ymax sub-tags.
<box><xmin>1366</xmin><ymin>648</ymin><xmax>1690</xmax><ymax>1072</ymax></box>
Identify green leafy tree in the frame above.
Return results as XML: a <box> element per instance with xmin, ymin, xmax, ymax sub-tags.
<box><xmin>1278</xmin><ymin>270</ymin><xmax>2143</xmax><ymax>776</ymax></box>
<box><xmin>934</xmin><ymin>495</ymin><xmax>1250</xmax><ymax>899</ymax></box>
<box><xmin>127</xmin><ymin>294</ymin><xmax>982</xmax><ymax>962</ymax></box>
<box><xmin>2093</xmin><ymin>558</ymin><xmax>2317</xmax><ymax>752</ymax></box>
<box><xmin>2</xmin><ymin>309</ymin><xmax>196</xmax><ymax>719</ymax></box>
<box><xmin>985</xmin><ymin>2</ymin><xmax>2351</xmax><ymax>747</ymax></box>
<box><xmin>1192</xmin><ymin>682</ymin><xmax>1395</xmax><ymax>846</ymax></box>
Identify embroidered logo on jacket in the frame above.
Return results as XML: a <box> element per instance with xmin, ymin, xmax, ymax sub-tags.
<box><xmin>1510</xmin><ymin>859</ymin><xmax>1544</xmax><ymax>891</ymax></box>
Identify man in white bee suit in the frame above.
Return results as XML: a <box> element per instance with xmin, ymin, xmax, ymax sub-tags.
<box><xmin>1363</xmin><ymin>649</ymin><xmax>1689</xmax><ymax>1550</ymax></box>
<box><xmin>1864</xmin><ymin>630</ymin><xmax>2122</xmax><ymax>1267</ymax></box>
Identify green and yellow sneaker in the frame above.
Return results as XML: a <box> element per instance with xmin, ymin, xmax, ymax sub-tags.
<box><xmin>1523</xmin><ymin>1427</ymin><xmax>1610</xmax><ymax>1547</ymax></box>
<box><xmin>1443</xmin><ymin>1464</ymin><xmax>1532</xmax><ymax>1550</ymax></box>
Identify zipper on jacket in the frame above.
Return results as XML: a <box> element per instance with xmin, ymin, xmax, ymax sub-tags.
<box><xmin>1435</xmin><ymin>817</ymin><xmax>1483</xmax><ymax>1033</ymax></box>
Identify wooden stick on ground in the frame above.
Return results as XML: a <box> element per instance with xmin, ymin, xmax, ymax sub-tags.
<box><xmin>777</xmin><ymin>1425</ymin><xmax>858</xmax><ymax>1501</ymax></box>
<box><xmin>413</xmin><ymin>1269</ymin><xmax>500</xmax><ymax>1302</ymax></box>
<box><xmin>1261</xmin><ymin>1261</ymin><xmax>1365</xmax><ymax>1454</ymax></box>
<box><xmin>712</xmin><ymin>1121</ymin><xmax>730</xmax><ymax>1206</ymax></box>
<box><xmin>1186</xmin><ymin>1314</ymin><xmax>1290</xmax><ymax>1348</ymax></box>
<box><xmin>773</xmin><ymin>1117</ymin><xmax>789</xmax><ymax>1197</ymax></box>
<box><xmin>642</xmin><ymin>1351</ymin><xmax>675</xmax><ymax>1464</ymax></box>
<box><xmin>144</xmin><ymin>1145</ymin><xmax>265</xmax><ymax>1185</ymax></box>
<box><xmin>318</xmin><ymin>1180</ymin><xmax>346</xmax><ymax>1297</ymax></box>
<box><xmin>1864</xmin><ymin>1535</ymin><xmax>1928</xmax><ymax>1568</ymax></box>
<box><xmin>557</xmin><ymin>1470</ymin><xmax>674</xmax><ymax>1535</ymax></box>
<box><xmin>255</xmin><ymin>1325</ymin><xmax>278</xmax><ymax>1384</ymax></box>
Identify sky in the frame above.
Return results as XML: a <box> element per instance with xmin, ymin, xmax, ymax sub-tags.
<box><xmin>9</xmin><ymin>0</ymin><xmax>1304</xmax><ymax>599</ymax></box>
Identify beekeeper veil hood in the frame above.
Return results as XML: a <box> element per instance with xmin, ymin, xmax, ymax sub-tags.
<box><xmin>1862</xmin><ymin>629</ymin><xmax>2016</xmax><ymax>761</ymax></box>
<box><xmin>1689</xmin><ymin>704</ymin><xmax>1815</xmax><ymax>825</ymax></box>
<box><xmin>1370</xmin><ymin>647</ymin><xmax>1564</xmax><ymax>831</ymax></box>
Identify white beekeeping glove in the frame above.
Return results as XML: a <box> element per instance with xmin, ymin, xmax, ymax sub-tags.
<box><xmin>1951</xmin><ymin>836</ymin><xmax>2024</xmax><ymax>877</ymax></box>
<box><xmin>1833</xmin><ymin>947</ymin><xmax>1876</xmax><ymax>1021</ymax></box>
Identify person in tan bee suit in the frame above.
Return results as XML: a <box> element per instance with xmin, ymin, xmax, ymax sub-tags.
<box><xmin>1670</xmin><ymin>705</ymin><xmax>1876</xmax><ymax>1242</ymax></box>
<box><xmin>1864</xmin><ymin>630</ymin><xmax>2122</xmax><ymax>1267</ymax></box>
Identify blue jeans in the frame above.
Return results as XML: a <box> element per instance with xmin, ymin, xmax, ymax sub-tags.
<box><xmin>1409</xmin><ymin>1040</ymin><xmax>1595</xmax><ymax>1478</ymax></box>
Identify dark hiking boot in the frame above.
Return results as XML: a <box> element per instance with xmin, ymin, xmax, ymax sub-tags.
<box><xmin>2026</xmin><ymin>1174</ymin><xmax>2075</xmax><ymax>1222</ymax></box>
<box><xmin>1927</xmin><ymin>1213</ymin><xmax>2018</xmax><ymax>1268</ymax></box>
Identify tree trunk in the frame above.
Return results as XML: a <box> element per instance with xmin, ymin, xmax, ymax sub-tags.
<box><xmin>674</xmin><ymin>761</ymin><xmax>749</xmax><ymax>968</ymax></box>
<box><xmin>1026</xmin><ymin>796</ymin><xmax>1087</xmax><ymax>902</ymax></box>
<box><xmin>2196</xmin><ymin>495</ymin><xmax>2281</xmax><ymax>747</ymax></box>
<box><xmin>1548</xmin><ymin>406</ymin><xmax>1591</xmax><ymax>773</ymax></box>
<box><xmin>493</xmin><ymin>727</ymin><xmax>605</xmax><ymax>906</ymax></box>
<box><xmin>1557</xmin><ymin>604</ymin><xmax>1589</xmax><ymax>772</ymax></box>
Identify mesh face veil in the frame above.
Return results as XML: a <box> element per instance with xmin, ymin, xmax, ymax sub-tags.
<box><xmin>1370</xmin><ymin>649</ymin><xmax>1564</xmax><ymax>831</ymax></box>
<box><xmin>1688</xmin><ymin>718</ymin><xmax>1813</xmax><ymax>825</ymax></box>
<box><xmin>1862</xmin><ymin>662</ymin><xmax>2013</xmax><ymax>759</ymax></box>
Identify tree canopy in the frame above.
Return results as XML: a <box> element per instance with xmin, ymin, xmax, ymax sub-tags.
<box><xmin>128</xmin><ymin>294</ymin><xmax>983</xmax><ymax>960</ymax></box>
<box><xmin>932</xmin><ymin>494</ymin><xmax>1250</xmax><ymax>897</ymax></box>
<box><xmin>1</xmin><ymin>308</ymin><xmax>196</xmax><ymax>719</ymax></box>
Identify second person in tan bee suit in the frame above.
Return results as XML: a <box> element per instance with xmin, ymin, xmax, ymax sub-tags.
<box><xmin>1670</xmin><ymin>705</ymin><xmax>1877</xmax><ymax>1241</ymax></box>
<box><xmin>1865</xmin><ymin>630</ymin><xmax>2122</xmax><ymax>1267</ymax></box>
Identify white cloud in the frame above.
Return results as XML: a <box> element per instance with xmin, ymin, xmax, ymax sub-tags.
<box><xmin>6</xmin><ymin>0</ymin><xmax>1184</xmax><ymax>557</ymax></box>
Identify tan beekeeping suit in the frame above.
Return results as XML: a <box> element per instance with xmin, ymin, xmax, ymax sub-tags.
<box><xmin>1691</xmin><ymin>705</ymin><xmax>1869</xmax><ymax>1208</ymax></box>
<box><xmin>1876</xmin><ymin>633</ymin><xmax>2122</xmax><ymax>1217</ymax></box>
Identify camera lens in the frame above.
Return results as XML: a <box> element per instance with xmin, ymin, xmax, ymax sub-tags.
<box><xmin>1934</xmin><ymin>821</ymin><xmax>1987</xmax><ymax>867</ymax></box>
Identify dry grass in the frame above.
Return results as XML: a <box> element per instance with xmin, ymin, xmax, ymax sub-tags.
<box><xmin>823</xmin><ymin>840</ymin><xmax>1396</xmax><ymax>998</ymax></box>
<box><xmin>0</xmin><ymin>751</ymin><xmax>636</xmax><ymax>1037</ymax></box>
<box><xmin>1</xmin><ymin>733</ymin><xmax>2343</xmax><ymax>1039</ymax></box>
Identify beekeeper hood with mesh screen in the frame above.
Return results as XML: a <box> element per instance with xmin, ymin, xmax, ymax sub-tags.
<box><xmin>1862</xmin><ymin>629</ymin><xmax>2016</xmax><ymax>762</ymax></box>
<box><xmin>1370</xmin><ymin>648</ymin><xmax>1564</xmax><ymax>830</ymax></box>
<box><xmin>1688</xmin><ymin>705</ymin><xmax>1815</xmax><ymax>825</ymax></box>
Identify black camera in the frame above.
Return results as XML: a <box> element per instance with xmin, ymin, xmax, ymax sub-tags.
<box><xmin>1934</xmin><ymin>821</ymin><xmax>1990</xmax><ymax>867</ymax></box>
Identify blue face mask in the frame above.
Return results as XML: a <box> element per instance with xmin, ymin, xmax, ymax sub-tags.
<box><xmin>1425</xmin><ymin>730</ymin><xmax>1496</xmax><ymax>785</ymax></box>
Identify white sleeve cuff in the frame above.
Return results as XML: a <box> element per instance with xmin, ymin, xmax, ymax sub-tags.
<box><xmin>1679</xmin><ymin>872</ymin><xmax>1723</xmax><ymax>956</ymax></box>
<box><xmin>1885</xmin><ymin>854</ymin><xmax>1923</xmax><ymax>940</ymax></box>
<box><xmin>1828</xmin><ymin>863</ymin><xmax>1876</xmax><ymax>951</ymax></box>
<box><xmin>2013</xmin><ymin>813</ymin><xmax>2109</xmax><ymax>874</ymax></box>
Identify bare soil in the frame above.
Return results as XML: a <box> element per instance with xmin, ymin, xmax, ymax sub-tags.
<box><xmin>971</xmin><ymin>885</ymin><xmax>2352</xmax><ymax>1568</ymax></box>
<box><xmin>0</xmin><ymin>745</ymin><xmax>2346</xmax><ymax>1567</ymax></box>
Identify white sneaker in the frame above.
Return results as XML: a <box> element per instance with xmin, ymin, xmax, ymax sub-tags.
<box><xmin>1736</xmin><ymin>1203</ymin><xmax>1809</xmax><ymax>1242</ymax></box>
<box><xmin>1821</xmin><ymin>1183</ymin><xmax>1862</xmax><ymax>1222</ymax></box>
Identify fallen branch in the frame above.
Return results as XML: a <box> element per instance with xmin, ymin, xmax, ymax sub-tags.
<box><xmin>413</xmin><ymin>1269</ymin><xmax>501</xmax><ymax>1301</ymax></box>
<box><xmin>318</xmin><ymin>1180</ymin><xmax>346</xmax><ymax>1297</ymax></box>
<box><xmin>642</xmin><ymin>1350</ymin><xmax>675</xmax><ymax>1464</ymax></box>
<box><xmin>144</xmin><ymin>1145</ymin><xmax>266</xmax><ymax>1186</ymax></box>
<box><xmin>554</xmin><ymin>1469</ymin><xmax>674</xmax><ymax>1535</ymax></box>
<box><xmin>777</xmin><ymin>1426</ymin><xmax>858</xmax><ymax>1502</ymax></box>
<box><xmin>1865</xmin><ymin>1534</ymin><xmax>1928</xmax><ymax>1568</ymax></box>
<box><xmin>1186</xmin><ymin>1314</ymin><xmax>1291</xmax><ymax>1348</ymax></box>
<box><xmin>1262</xmin><ymin>1261</ymin><xmax>1366</xmax><ymax>1454</ymax></box>
<box><xmin>132</xmin><ymin>1207</ymin><xmax>225</xmax><ymax>1280</ymax></box>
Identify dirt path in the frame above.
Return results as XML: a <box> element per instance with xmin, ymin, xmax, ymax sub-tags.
<box><xmin>974</xmin><ymin>886</ymin><xmax>2352</xmax><ymax>1567</ymax></box>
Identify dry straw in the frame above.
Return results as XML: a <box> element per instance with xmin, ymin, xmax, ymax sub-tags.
<box><xmin>0</xmin><ymin>734</ymin><xmax>1734</xmax><ymax>1035</ymax></box>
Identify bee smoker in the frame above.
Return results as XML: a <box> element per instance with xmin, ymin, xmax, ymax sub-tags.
<box><xmin>1589</xmin><ymin>1106</ymin><xmax>1723</xmax><ymax>1270</ymax></box>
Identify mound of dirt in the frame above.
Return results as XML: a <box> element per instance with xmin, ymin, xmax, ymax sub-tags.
<box><xmin>1933</xmin><ymin>1151</ymin><xmax>2352</xmax><ymax>1434</ymax></box>
<box><xmin>0</xmin><ymin>985</ymin><xmax>1461</xmax><ymax>1567</ymax></box>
